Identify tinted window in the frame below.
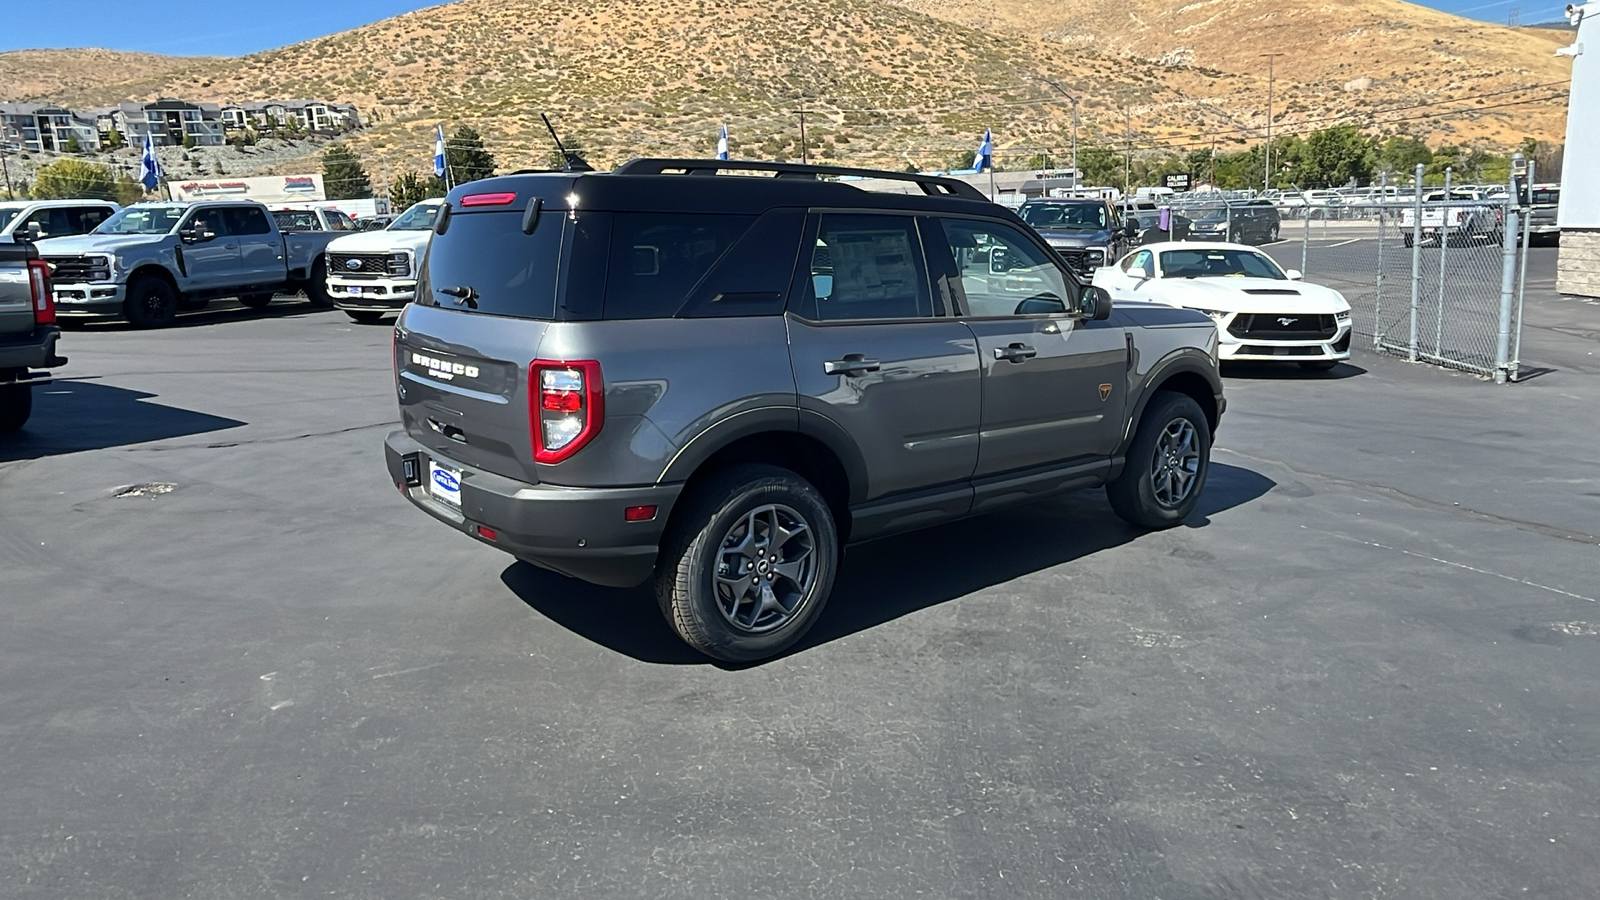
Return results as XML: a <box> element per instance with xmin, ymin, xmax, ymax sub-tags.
<box><xmin>934</xmin><ymin>218</ymin><xmax>1074</xmax><ymax>317</ymax></box>
<box><xmin>76</xmin><ymin>207</ymin><xmax>112</xmax><ymax>232</ymax></box>
<box><xmin>603</xmin><ymin>213</ymin><xmax>754</xmax><ymax>319</ymax></box>
<box><xmin>677</xmin><ymin>209</ymin><xmax>803</xmax><ymax>318</ymax></box>
<box><xmin>1018</xmin><ymin>203</ymin><xmax>1107</xmax><ymax>229</ymax></box>
<box><xmin>418</xmin><ymin>210</ymin><xmax>563</xmax><ymax>320</ymax></box>
<box><xmin>225</xmin><ymin>207</ymin><xmax>272</xmax><ymax>236</ymax></box>
<box><xmin>184</xmin><ymin>209</ymin><xmax>229</xmax><ymax>237</ymax></box>
<box><xmin>796</xmin><ymin>214</ymin><xmax>932</xmax><ymax>321</ymax></box>
<box><xmin>327</xmin><ymin>210</ymin><xmax>356</xmax><ymax>231</ymax></box>
<box><xmin>1531</xmin><ymin>189</ymin><xmax>1559</xmax><ymax>206</ymax></box>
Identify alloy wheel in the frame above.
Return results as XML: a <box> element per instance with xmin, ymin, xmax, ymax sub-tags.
<box><xmin>1149</xmin><ymin>418</ymin><xmax>1201</xmax><ymax>508</ymax></box>
<box><xmin>713</xmin><ymin>503</ymin><xmax>817</xmax><ymax>633</ymax></box>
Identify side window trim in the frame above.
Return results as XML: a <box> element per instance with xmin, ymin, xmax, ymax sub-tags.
<box><xmin>784</xmin><ymin>209</ymin><xmax>940</xmax><ymax>324</ymax></box>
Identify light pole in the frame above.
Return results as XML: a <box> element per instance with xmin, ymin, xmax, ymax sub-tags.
<box><xmin>1032</xmin><ymin>76</ymin><xmax>1079</xmax><ymax>190</ymax></box>
<box><xmin>1124</xmin><ymin>107</ymin><xmax>1132</xmax><ymax>197</ymax></box>
<box><xmin>1261</xmin><ymin>53</ymin><xmax>1283</xmax><ymax>191</ymax></box>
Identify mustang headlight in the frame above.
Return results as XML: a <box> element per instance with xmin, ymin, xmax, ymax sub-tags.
<box><xmin>1190</xmin><ymin>307</ymin><xmax>1232</xmax><ymax>322</ymax></box>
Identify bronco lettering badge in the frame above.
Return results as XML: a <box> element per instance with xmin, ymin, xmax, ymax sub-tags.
<box><xmin>1099</xmin><ymin>383</ymin><xmax>1112</xmax><ymax>401</ymax></box>
<box><xmin>412</xmin><ymin>352</ymin><xmax>479</xmax><ymax>381</ymax></box>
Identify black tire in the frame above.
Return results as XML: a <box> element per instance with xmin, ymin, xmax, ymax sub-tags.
<box><xmin>123</xmin><ymin>276</ymin><xmax>178</xmax><ymax>329</ymax></box>
<box><xmin>346</xmin><ymin>310</ymin><xmax>386</xmax><ymax>324</ymax></box>
<box><xmin>1299</xmin><ymin>359</ymin><xmax>1341</xmax><ymax>371</ymax></box>
<box><xmin>239</xmin><ymin>293</ymin><xmax>274</xmax><ymax>309</ymax></box>
<box><xmin>0</xmin><ymin>383</ymin><xmax>31</xmax><ymax>433</ymax></box>
<box><xmin>655</xmin><ymin>464</ymin><xmax>839</xmax><ymax>663</ymax></box>
<box><xmin>1106</xmin><ymin>391</ymin><xmax>1211</xmax><ymax>529</ymax></box>
<box><xmin>302</xmin><ymin>258</ymin><xmax>333</xmax><ymax>308</ymax></box>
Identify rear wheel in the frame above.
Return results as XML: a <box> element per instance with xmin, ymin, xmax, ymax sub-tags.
<box><xmin>239</xmin><ymin>293</ymin><xmax>274</xmax><ymax>309</ymax></box>
<box><xmin>302</xmin><ymin>258</ymin><xmax>333</xmax><ymax>308</ymax></box>
<box><xmin>656</xmin><ymin>464</ymin><xmax>838</xmax><ymax>663</ymax></box>
<box><xmin>346</xmin><ymin>310</ymin><xmax>386</xmax><ymax>324</ymax></box>
<box><xmin>1106</xmin><ymin>391</ymin><xmax>1211</xmax><ymax>529</ymax></box>
<box><xmin>123</xmin><ymin>276</ymin><xmax>178</xmax><ymax>329</ymax></box>
<box><xmin>0</xmin><ymin>383</ymin><xmax>32</xmax><ymax>433</ymax></box>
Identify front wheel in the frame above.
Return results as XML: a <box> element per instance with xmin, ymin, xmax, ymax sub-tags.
<box><xmin>0</xmin><ymin>382</ymin><xmax>32</xmax><ymax>433</ymax></box>
<box><xmin>302</xmin><ymin>258</ymin><xmax>333</xmax><ymax>308</ymax></box>
<box><xmin>1106</xmin><ymin>391</ymin><xmax>1211</xmax><ymax>529</ymax></box>
<box><xmin>123</xmin><ymin>276</ymin><xmax>178</xmax><ymax>329</ymax></box>
<box><xmin>656</xmin><ymin>464</ymin><xmax>839</xmax><ymax>663</ymax></box>
<box><xmin>239</xmin><ymin>293</ymin><xmax>274</xmax><ymax>309</ymax></box>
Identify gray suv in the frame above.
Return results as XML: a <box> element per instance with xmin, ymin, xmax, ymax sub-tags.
<box><xmin>385</xmin><ymin>159</ymin><xmax>1225</xmax><ymax>662</ymax></box>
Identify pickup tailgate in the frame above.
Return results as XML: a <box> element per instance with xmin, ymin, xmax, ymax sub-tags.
<box><xmin>0</xmin><ymin>244</ymin><xmax>37</xmax><ymax>339</ymax></box>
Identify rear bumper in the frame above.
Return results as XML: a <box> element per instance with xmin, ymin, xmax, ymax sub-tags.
<box><xmin>0</xmin><ymin>325</ymin><xmax>65</xmax><ymax>377</ymax></box>
<box><xmin>384</xmin><ymin>430</ymin><xmax>682</xmax><ymax>588</ymax></box>
<box><xmin>52</xmin><ymin>281</ymin><xmax>125</xmax><ymax>315</ymax></box>
<box><xmin>329</xmin><ymin>276</ymin><xmax>414</xmax><ymax>311</ymax></box>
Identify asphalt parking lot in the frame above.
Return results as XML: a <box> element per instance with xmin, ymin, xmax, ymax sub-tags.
<box><xmin>3</xmin><ymin>269</ymin><xmax>1598</xmax><ymax>898</ymax></box>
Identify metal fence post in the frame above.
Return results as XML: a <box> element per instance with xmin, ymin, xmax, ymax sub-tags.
<box><xmin>1513</xmin><ymin>158</ymin><xmax>1533</xmax><ymax>381</ymax></box>
<box><xmin>1302</xmin><ymin>200</ymin><xmax>1310</xmax><ymax>275</ymax></box>
<box><xmin>1409</xmin><ymin>164</ymin><xmax>1424</xmax><ymax>361</ymax></box>
<box><xmin>1435</xmin><ymin>168</ymin><xmax>1452</xmax><ymax>359</ymax></box>
<box><xmin>1374</xmin><ymin>171</ymin><xmax>1387</xmax><ymax>348</ymax></box>
<box><xmin>1495</xmin><ymin>159</ymin><xmax>1521</xmax><ymax>384</ymax></box>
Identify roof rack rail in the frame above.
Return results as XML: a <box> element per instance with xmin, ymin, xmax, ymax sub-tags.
<box><xmin>612</xmin><ymin>158</ymin><xmax>990</xmax><ymax>202</ymax></box>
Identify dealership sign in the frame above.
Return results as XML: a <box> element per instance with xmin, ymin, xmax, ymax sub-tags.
<box><xmin>167</xmin><ymin>174</ymin><xmax>326</xmax><ymax>203</ymax></box>
<box><xmin>1162</xmin><ymin>173</ymin><xmax>1193</xmax><ymax>191</ymax></box>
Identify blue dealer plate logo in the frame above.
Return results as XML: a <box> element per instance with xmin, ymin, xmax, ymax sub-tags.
<box><xmin>432</xmin><ymin>469</ymin><xmax>460</xmax><ymax>492</ymax></box>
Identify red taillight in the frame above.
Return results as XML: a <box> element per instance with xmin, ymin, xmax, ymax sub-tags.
<box><xmin>27</xmin><ymin>259</ymin><xmax>54</xmax><ymax>325</ymax></box>
<box><xmin>529</xmin><ymin>359</ymin><xmax>604</xmax><ymax>464</ymax></box>
<box><xmin>459</xmin><ymin>192</ymin><xmax>517</xmax><ymax>207</ymax></box>
<box><xmin>475</xmin><ymin>525</ymin><xmax>498</xmax><ymax>541</ymax></box>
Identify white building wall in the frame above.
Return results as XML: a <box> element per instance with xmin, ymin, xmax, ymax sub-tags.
<box><xmin>1557</xmin><ymin>1</ymin><xmax>1599</xmax><ymax>298</ymax></box>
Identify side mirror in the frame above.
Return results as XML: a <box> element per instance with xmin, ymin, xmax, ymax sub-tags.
<box><xmin>179</xmin><ymin>226</ymin><xmax>200</xmax><ymax>244</ymax></box>
<box><xmin>1080</xmin><ymin>286</ymin><xmax>1114</xmax><ymax>321</ymax></box>
<box><xmin>21</xmin><ymin>222</ymin><xmax>43</xmax><ymax>242</ymax></box>
<box><xmin>1284</xmin><ymin>268</ymin><xmax>1304</xmax><ymax>281</ymax></box>
<box><xmin>1124</xmin><ymin>217</ymin><xmax>1139</xmax><ymax>234</ymax></box>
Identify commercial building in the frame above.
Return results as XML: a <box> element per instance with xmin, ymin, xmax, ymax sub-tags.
<box><xmin>1557</xmin><ymin>1</ymin><xmax>1598</xmax><ymax>299</ymax></box>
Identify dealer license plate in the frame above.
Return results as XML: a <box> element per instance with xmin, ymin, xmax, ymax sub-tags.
<box><xmin>428</xmin><ymin>461</ymin><xmax>462</xmax><ymax>506</ymax></box>
<box><xmin>347</xmin><ymin>286</ymin><xmax>363</xmax><ymax>295</ymax></box>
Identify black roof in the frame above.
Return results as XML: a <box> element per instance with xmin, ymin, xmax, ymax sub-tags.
<box><xmin>444</xmin><ymin>158</ymin><xmax>1014</xmax><ymax>219</ymax></box>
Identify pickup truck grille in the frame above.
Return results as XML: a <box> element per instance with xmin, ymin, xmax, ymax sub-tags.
<box><xmin>1053</xmin><ymin>247</ymin><xmax>1106</xmax><ymax>274</ymax></box>
<box><xmin>329</xmin><ymin>253</ymin><xmax>399</xmax><ymax>279</ymax></box>
<box><xmin>43</xmin><ymin>256</ymin><xmax>110</xmax><ymax>284</ymax></box>
<box><xmin>1228</xmin><ymin>313</ymin><xmax>1337</xmax><ymax>342</ymax></box>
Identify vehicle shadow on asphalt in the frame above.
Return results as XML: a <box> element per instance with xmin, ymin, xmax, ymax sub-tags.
<box><xmin>1220</xmin><ymin>361</ymin><xmax>1367</xmax><ymax>380</ymax></box>
<box><xmin>60</xmin><ymin>298</ymin><xmax>335</xmax><ymax>332</ymax></box>
<box><xmin>0</xmin><ymin>380</ymin><xmax>246</xmax><ymax>462</ymax></box>
<box><xmin>502</xmin><ymin>462</ymin><xmax>1275</xmax><ymax>667</ymax></box>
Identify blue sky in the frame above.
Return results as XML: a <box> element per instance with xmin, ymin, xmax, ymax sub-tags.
<box><xmin>0</xmin><ymin>0</ymin><xmax>1573</xmax><ymax>56</ymax></box>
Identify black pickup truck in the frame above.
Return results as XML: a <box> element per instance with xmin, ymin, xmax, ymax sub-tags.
<box><xmin>0</xmin><ymin>243</ymin><xmax>63</xmax><ymax>432</ymax></box>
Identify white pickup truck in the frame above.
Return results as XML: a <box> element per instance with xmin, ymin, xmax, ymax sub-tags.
<box><xmin>323</xmin><ymin>199</ymin><xmax>442</xmax><ymax>324</ymax></box>
<box><xmin>1399</xmin><ymin>189</ymin><xmax>1502</xmax><ymax>247</ymax></box>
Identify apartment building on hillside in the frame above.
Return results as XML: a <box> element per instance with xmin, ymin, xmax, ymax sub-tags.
<box><xmin>0</xmin><ymin>103</ymin><xmax>100</xmax><ymax>153</ymax></box>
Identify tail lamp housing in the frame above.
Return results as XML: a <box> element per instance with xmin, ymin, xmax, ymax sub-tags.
<box><xmin>530</xmin><ymin>359</ymin><xmax>603</xmax><ymax>463</ymax></box>
<box><xmin>27</xmin><ymin>259</ymin><xmax>55</xmax><ymax>325</ymax></box>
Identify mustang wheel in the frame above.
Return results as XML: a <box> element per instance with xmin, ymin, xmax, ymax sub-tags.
<box><xmin>1107</xmin><ymin>391</ymin><xmax>1211</xmax><ymax>529</ymax></box>
<box><xmin>656</xmin><ymin>464</ymin><xmax>838</xmax><ymax>662</ymax></box>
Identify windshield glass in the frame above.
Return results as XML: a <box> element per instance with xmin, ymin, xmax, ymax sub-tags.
<box><xmin>1160</xmin><ymin>248</ymin><xmax>1285</xmax><ymax>280</ymax></box>
<box><xmin>1019</xmin><ymin>203</ymin><xmax>1107</xmax><ymax>230</ymax></box>
<box><xmin>1531</xmin><ymin>189</ymin><xmax>1559</xmax><ymax>206</ymax></box>
<box><xmin>1189</xmin><ymin>205</ymin><xmax>1228</xmax><ymax>222</ymax></box>
<box><xmin>391</xmin><ymin>203</ymin><xmax>442</xmax><ymax>231</ymax></box>
<box><xmin>97</xmin><ymin>207</ymin><xmax>184</xmax><ymax>235</ymax></box>
<box><xmin>0</xmin><ymin>209</ymin><xmax>20</xmax><ymax>232</ymax></box>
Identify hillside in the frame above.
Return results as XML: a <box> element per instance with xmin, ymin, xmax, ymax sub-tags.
<box><xmin>0</xmin><ymin>49</ymin><xmax>213</xmax><ymax>103</ymax></box>
<box><xmin>0</xmin><ymin>0</ymin><xmax>1571</xmax><ymax>181</ymax></box>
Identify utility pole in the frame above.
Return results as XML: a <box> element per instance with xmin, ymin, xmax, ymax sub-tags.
<box><xmin>1210</xmin><ymin>137</ymin><xmax>1217</xmax><ymax>189</ymax></box>
<box><xmin>1033</xmin><ymin>77</ymin><xmax>1079</xmax><ymax>190</ymax></box>
<box><xmin>0</xmin><ymin>147</ymin><xmax>11</xmax><ymax>201</ymax></box>
<box><xmin>1261</xmin><ymin>53</ymin><xmax>1283</xmax><ymax>191</ymax></box>
<box><xmin>1124</xmin><ymin>107</ymin><xmax>1132</xmax><ymax>196</ymax></box>
<box><xmin>797</xmin><ymin>96</ymin><xmax>809</xmax><ymax>165</ymax></box>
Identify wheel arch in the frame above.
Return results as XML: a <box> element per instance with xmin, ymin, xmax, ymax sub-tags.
<box><xmin>1121</xmin><ymin>350</ymin><xmax>1223</xmax><ymax>454</ymax></box>
<box><xmin>126</xmin><ymin>264</ymin><xmax>179</xmax><ymax>292</ymax></box>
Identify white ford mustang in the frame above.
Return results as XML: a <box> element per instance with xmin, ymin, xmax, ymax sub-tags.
<box><xmin>1094</xmin><ymin>241</ymin><xmax>1352</xmax><ymax>370</ymax></box>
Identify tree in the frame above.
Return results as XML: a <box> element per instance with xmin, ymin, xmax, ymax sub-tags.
<box><xmin>284</xmin><ymin>117</ymin><xmax>304</xmax><ymax>136</ymax></box>
<box><xmin>322</xmin><ymin>145</ymin><xmax>374</xmax><ymax>200</ymax></box>
<box><xmin>1295</xmin><ymin>125</ymin><xmax>1374</xmax><ymax>188</ymax></box>
<box><xmin>1075</xmin><ymin>145</ymin><xmax>1122</xmax><ymax>187</ymax></box>
<box><xmin>31</xmin><ymin>159</ymin><xmax>118</xmax><ymax>200</ymax></box>
<box><xmin>390</xmin><ymin>171</ymin><xmax>446</xmax><ymax>210</ymax></box>
<box><xmin>64</xmin><ymin>134</ymin><xmax>82</xmax><ymax>154</ymax></box>
<box><xmin>104</xmin><ymin>126</ymin><xmax>124</xmax><ymax>150</ymax></box>
<box><xmin>1378</xmin><ymin>135</ymin><xmax>1432</xmax><ymax>178</ymax></box>
<box><xmin>113</xmin><ymin>175</ymin><xmax>146</xmax><ymax>206</ymax></box>
<box><xmin>181</xmin><ymin>132</ymin><xmax>196</xmax><ymax>149</ymax></box>
<box><xmin>447</xmin><ymin>125</ymin><xmax>497</xmax><ymax>184</ymax></box>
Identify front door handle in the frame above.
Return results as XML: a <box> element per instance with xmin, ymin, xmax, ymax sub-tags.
<box><xmin>994</xmin><ymin>343</ymin><xmax>1037</xmax><ymax>363</ymax></box>
<box><xmin>823</xmin><ymin>355</ymin><xmax>882</xmax><ymax>376</ymax></box>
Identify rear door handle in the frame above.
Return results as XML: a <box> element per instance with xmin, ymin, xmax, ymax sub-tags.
<box><xmin>994</xmin><ymin>343</ymin><xmax>1037</xmax><ymax>362</ymax></box>
<box><xmin>823</xmin><ymin>355</ymin><xmax>881</xmax><ymax>376</ymax></box>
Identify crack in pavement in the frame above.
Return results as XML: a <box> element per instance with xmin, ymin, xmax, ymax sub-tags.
<box><xmin>118</xmin><ymin>421</ymin><xmax>395</xmax><ymax>451</ymax></box>
<box><xmin>1215</xmin><ymin>446</ymin><xmax>1600</xmax><ymax>547</ymax></box>
<box><xmin>1306</xmin><ymin>526</ymin><xmax>1596</xmax><ymax>604</ymax></box>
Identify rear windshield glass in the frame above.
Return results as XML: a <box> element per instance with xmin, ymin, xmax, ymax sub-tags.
<box><xmin>419</xmin><ymin>210</ymin><xmax>564</xmax><ymax>320</ymax></box>
<box><xmin>1531</xmin><ymin>189</ymin><xmax>1559</xmax><ymax>205</ymax></box>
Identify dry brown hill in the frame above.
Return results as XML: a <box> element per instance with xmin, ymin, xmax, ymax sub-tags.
<box><xmin>0</xmin><ymin>0</ymin><xmax>1572</xmax><ymax>181</ymax></box>
<box><xmin>0</xmin><ymin>49</ymin><xmax>213</xmax><ymax>103</ymax></box>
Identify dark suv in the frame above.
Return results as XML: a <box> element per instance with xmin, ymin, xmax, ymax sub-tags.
<box><xmin>385</xmin><ymin>159</ymin><xmax>1225</xmax><ymax>662</ymax></box>
<box><xmin>1184</xmin><ymin>200</ymin><xmax>1282</xmax><ymax>245</ymax></box>
<box><xmin>1016</xmin><ymin>198</ymin><xmax>1138</xmax><ymax>276</ymax></box>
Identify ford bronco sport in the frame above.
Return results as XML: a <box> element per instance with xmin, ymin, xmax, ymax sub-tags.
<box><xmin>385</xmin><ymin>159</ymin><xmax>1225</xmax><ymax>662</ymax></box>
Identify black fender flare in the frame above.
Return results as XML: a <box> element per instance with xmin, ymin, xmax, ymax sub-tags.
<box><xmin>658</xmin><ymin>406</ymin><xmax>800</xmax><ymax>485</ymax></box>
<box><xmin>1119</xmin><ymin>348</ymin><xmax>1224</xmax><ymax>455</ymax></box>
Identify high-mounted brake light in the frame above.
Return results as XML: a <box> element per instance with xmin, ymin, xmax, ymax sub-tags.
<box><xmin>27</xmin><ymin>259</ymin><xmax>54</xmax><ymax>325</ymax></box>
<box><xmin>529</xmin><ymin>360</ymin><xmax>604</xmax><ymax>464</ymax></box>
<box><xmin>459</xmin><ymin>192</ymin><xmax>518</xmax><ymax>207</ymax></box>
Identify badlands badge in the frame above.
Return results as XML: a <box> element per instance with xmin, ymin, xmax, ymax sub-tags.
<box><xmin>1099</xmin><ymin>383</ymin><xmax>1113</xmax><ymax>401</ymax></box>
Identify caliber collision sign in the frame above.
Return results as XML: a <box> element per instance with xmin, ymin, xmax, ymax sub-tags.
<box><xmin>1163</xmin><ymin>173</ymin><xmax>1192</xmax><ymax>191</ymax></box>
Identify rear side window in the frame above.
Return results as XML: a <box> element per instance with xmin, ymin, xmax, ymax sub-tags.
<box><xmin>603</xmin><ymin>213</ymin><xmax>754</xmax><ymax>319</ymax></box>
<box><xmin>793</xmin><ymin>214</ymin><xmax>932</xmax><ymax>321</ymax></box>
<box><xmin>419</xmin><ymin>210</ymin><xmax>564</xmax><ymax>320</ymax></box>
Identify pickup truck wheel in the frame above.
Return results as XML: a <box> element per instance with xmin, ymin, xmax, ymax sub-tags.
<box><xmin>346</xmin><ymin>310</ymin><xmax>386</xmax><ymax>324</ymax></box>
<box><xmin>123</xmin><ymin>277</ymin><xmax>178</xmax><ymax>329</ymax></box>
<box><xmin>302</xmin><ymin>258</ymin><xmax>334</xmax><ymax>308</ymax></box>
<box><xmin>0</xmin><ymin>383</ymin><xmax>32</xmax><ymax>433</ymax></box>
<box><xmin>239</xmin><ymin>293</ymin><xmax>274</xmax><ymax>309</ymax></box>
<box><xmin>1107</xmin><ymin>391</ymin><xmax>1211</xmax><ymax>529</ymax></box>
<box><xmin>656</xmin><ymin>464</ymin><xmax>838</xmax><ymax>663</ymax></box>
